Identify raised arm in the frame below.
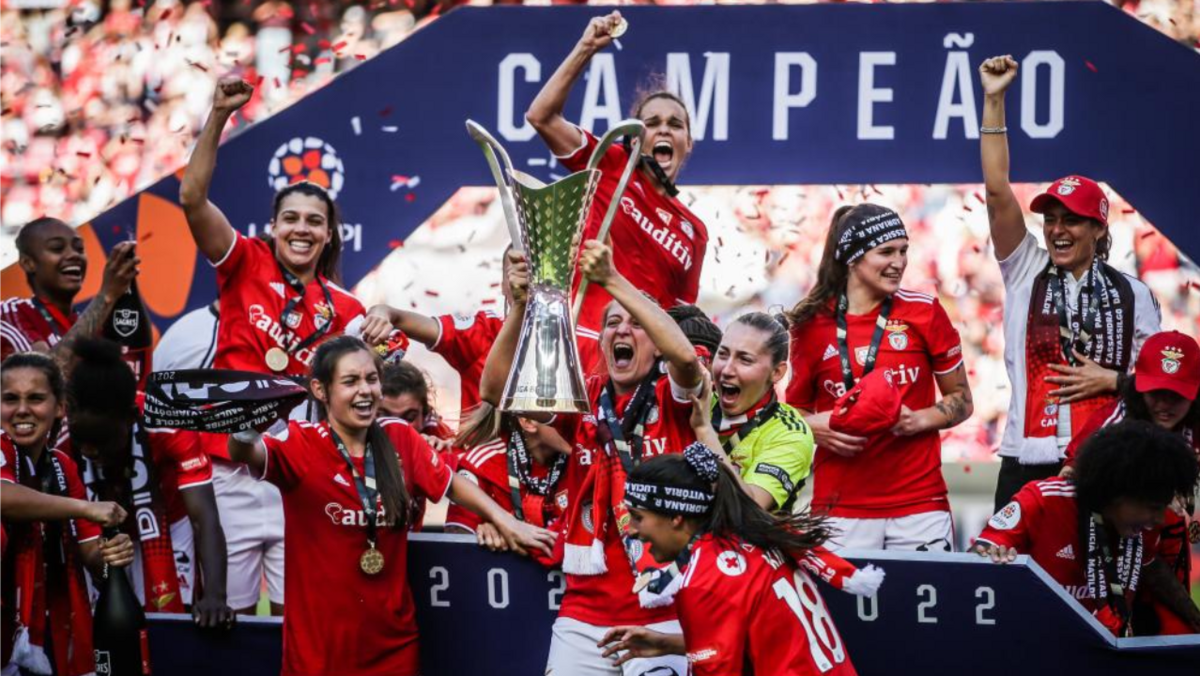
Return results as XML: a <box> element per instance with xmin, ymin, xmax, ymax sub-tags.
<box><xmin>359</xmin><ymin>305</ymin><xmax>441</xmax><ymax>348</ymax></box>
<box><xmin>179</xmin><ymin>78</ymin><xmax>252</xmax><ymax>263</ymax></box>
<box><xmin>479</xmin><ymin>250</ymin><xmax>530</xmax><ymax>405</ymax></box>
<box><xmin>525</xmin><ymin>11</ymin><xmax>623</xmax><ymax>156</ymax></box>
<box><xmin>579</xmin><ymin>241</ymin><xmax>702</xmax><ymax>389</ymax></box>
<box><xmin>979</xmin><ymin>55</ymin><xmax>1027</xmax><ymax>261</ymax></box>
<box><xmin>50</xmin><ymin>241</ymin><xmax>139</xmax><ymax>373</ymax></box>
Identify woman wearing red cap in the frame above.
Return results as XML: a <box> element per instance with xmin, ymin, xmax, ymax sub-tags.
<box><xmin>1060</xmin><ymin>330</ymin><xmax>1200</xmax><ymax>635</ymax></box>
<box><xmin>786</xmin><ymin>204</ymin><xmax>972</xmax><ymax>551</ymax></box>
<box><xmin>978</xmin><ymin>55</ymin><xmax>1161</xmax><ymax>511</ymax></box>
<box><xmin>526</xmin><ymin>11</ymin><xmax>708</xmax><ymax>376</ymax></box>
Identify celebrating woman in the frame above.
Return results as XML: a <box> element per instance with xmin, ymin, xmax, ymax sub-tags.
<box><xmin>598</xmin><ymin>447</ymin><xmax>861</xmax><ymax>676</ymax></box>
<box><xmin>227</xmin><ymin>336</ymin><xmax>554</xmax><ymax>676</ymax></box>
<box><xmin>1</xmin><ymin>353</ymin><xmax>132</xmax><ymax>676</ymax></box>
<box><xmin>526</xmin><ymin>11</ymin><xmax>709</xmax><ymax>374</ymax></box>
<box><xmin>479</xmin><ymin>242</ymin><xmax>705</xmax><ymax>675</ymax></box>
<box><xmin>786</xmin><ymin>204</ymin><xmax>972</xmax><ymax>551</ymax></box>
<box><xmin>978</xmin><ymin>55</ymin><xmax>1160</xmax><ymax>510</ymax></box>
<box><xmin>181</xmin><ymin>76</ymin><xmax>366</xmax><ymax>615</ymax></box>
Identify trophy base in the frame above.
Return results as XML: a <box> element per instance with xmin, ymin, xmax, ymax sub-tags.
<box><xmin>499</xmin><ymin>287</ymin><xmax>590</xmax><ymax>416</ymax></box>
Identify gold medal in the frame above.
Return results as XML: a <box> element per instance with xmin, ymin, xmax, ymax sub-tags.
<box><xmin>608</xmin><ymin>17</ymin><xmax>628</xmax><ymax>39</ymax></box>
<box><xmin>360</xmin><ymin>541</ymin><xmax>385</xmax><ymax>575</ymax></box>
<box><xmin>1188</xmin><ymin>520</ymin><xmax>1200</xmax><ymax>544</ymax></box>
<box><xmin>265</xmin><ymin>347</ymin><xmax>290</xmax><ymax>372</ymax></box>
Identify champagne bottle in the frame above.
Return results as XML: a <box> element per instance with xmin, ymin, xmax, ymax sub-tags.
<box><xmin>103</xmin><ymin>277</ymin><xmax>153</xmax><ymax>391</ymax></box>
<box><xmin>93</xmin><ymin>529</ymin><xmax>151</xmax><ymax>676</ymax></box>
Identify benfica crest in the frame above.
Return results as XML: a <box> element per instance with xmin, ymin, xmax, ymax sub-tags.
<box><xmin>886</xmin><ymin>320</ymin><xmax>909</xmax><ymax>350</ymax></box>
<box><xmin>1161</xmin><ymin>347</ymin><xmax>1184</xmax><ymax>375</ymax></box>
<box><xmin>1056</xmin><ymin>176</ymin><xmax>1081</xmax><ymax>196</ymax></box>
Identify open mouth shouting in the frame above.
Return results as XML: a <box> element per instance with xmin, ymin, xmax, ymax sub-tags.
<box><xmin>611</xmin><ymin>341</ymin><xmax>636</xmax><ymax>371</ymax></box>
<box><xmin>59</xmin><ymin>261</ymin><xmax>85</xmax><ymax>286</ymax></box>
<box><xmin>9</xmin><ymin>420</ymin><xmax>39</xmax><ymax>442</ymax></box>
<box><xmin>349</xmin><ymin>398</ymin><xmax>377</xmax><ymax>421</ymax></box>
<box><xmin>652</xmin><ymin>139</ymin><xmax>674</xmax><ymax>171</ymax></box>
<box><xmin>717</xmin><ymin>380</ymin><xmax>742</xmax><ymax>410</ymax></box>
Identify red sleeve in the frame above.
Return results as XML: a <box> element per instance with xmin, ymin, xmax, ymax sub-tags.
<box><xmin>976</xmin><ymin>482</ymin><xmax>1044</xmax><ymax>551</ymax></box>
<box><xmin>785</xmin><ymin>326</ymin><xmax>818</xmax><ymax>411</ymax></box>
<box><xmin>151</xmin><ymin>429</ymin><xmax>212</xmax><ymax>490</ymax></box>
<box><xmin>58</xmin><ymin>452</ymin><xmax>101</xmax><ymax>544</ymax></box>
<box><xmin>262</xmin><ymin>421</ymin><xmax>315</xmax><ymax>491</ymax></box>
<box><xmin>389</xmin><ymin>421</ymin><xmax>452</xmax><ymax>503</ymax></box>
<box><xmin>214</xmin><ymin>233</ymin><xmax>267</xmax><ymax>292</ymax></box>
<box><xmin>555</xmin><ymin>127</ymin><xmax>609</xmax><ymax>174</ymax></box>
<box><xmin>1064</xmin><ymin>404</ymin><xmax>1114</xmax><ymax>468</ymax></box>
<box><xmin>680</xmin><ymin>550</ymin><xmax>749</xmax><ymax>675</ymax></box>
<box><xmin>926</xmin><ymin>300</ymin><xmax>964</xmax><ymax>375</ymax></box>
<box><xmin>1</xmin><ymin>434</ymin><xmax>18</xmax><ymax>483</ymax></box>
<box><xmin>679</xmin><ymin>228</ymin><xmax>706</xmax><ymax>305</ymax></box>
<box><xmin>431</xmin><ymin>311</ymin><xmax>498</xmax><ymax>373</ymax></box>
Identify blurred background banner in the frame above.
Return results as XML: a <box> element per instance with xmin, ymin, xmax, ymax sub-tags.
<box><xmin>5</xmin><ymin>3</ymin><xmax>1196</xmax><ymax>324</ymax></box>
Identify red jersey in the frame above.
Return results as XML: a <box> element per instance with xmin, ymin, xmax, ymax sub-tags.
<box><xmin>557</xmin><ymin>374</ymin><xmax>698</xmax><ymax>626</ymax></box>
<box><xmin>976</xmin><ymin>478</ymin><xmax>1158</xmax><ymax>618</ymax></box>
<box><xmin>146</xmin><ymin>428</ymin><xmax>213</xmax><ymax>524</ymax></box>
<box><xmin>430</xmin><ymin>310</ymin><xmax>503</xmax><ymax>415</ymax></box>
<box><xmin>443</xmin><ymin>433</ymin><xmax>569</xmax><ymax>532</ymax></box>
<box><xmin>208</xmin><ymin>233</ymin><xmax>364</xmax><ymax>458</ymax></box>
<box><xmin>0</xmin><ymin>432</ymin><xmax>100</xmax><ymax>544</ymax></box>
<box><xmin>1064</xmin><ymin>400</ymin><xmax>1200</xmax><ymax>466</ymax></box>
<box><xmin>677</xmin><ymin>534</ymin><xmax>857</xmax><ymax>676</ymax></box>
<box><xmin>559</xmin><ymin>129</ymin><xmax>708</xmax><ymax>374</ymax></box>
<box><xmin>786</xmin><ymin>290</ymin><xmax>963</xmax><ymax>517</ymax></box>
<box><xmin>0</xmin><ymin>297</ymin><xmax>77</xmax><ymax>360</ymax></box>
<box><xmin>262</xmin><ymin>418</ymin><xmax>452</xmax><ymax>676</ymax></box>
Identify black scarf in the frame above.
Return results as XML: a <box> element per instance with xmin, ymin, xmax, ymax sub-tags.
<box><xmin>506</xmin><ymin>429</ymin><xmax>567</xmax><ymax>524</ymax></box>
<box><xmin>143</xmin><ymin>369</ymin><xmax>309</xmax><ymax>434</ymax></box>
<box><xmin>596</xmin><ymin>369</ymin><xmax>662</xmax><ymax>473</ymax></box>
<box><xmin>1080</xmin><ymin>510</ymin><xmax>1143</xmax><ymax>636</ymax></box>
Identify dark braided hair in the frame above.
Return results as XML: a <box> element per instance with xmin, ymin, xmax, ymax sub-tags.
<box><xmin>667</xmin><ymin>304</ymin><xmax>722</xmax><ymax>355</ymax></box>
<box><xmin>1074</xmin><ymin>419</ymin><xmax>1199</xmax><ymax>514</ymax></box>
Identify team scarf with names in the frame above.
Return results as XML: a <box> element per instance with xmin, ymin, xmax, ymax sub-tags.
<box><xmin>506</xmin><ymin>428</ymin><xmax>567</xmax><ymax>527</ymax></box>
<box><xmin>712</xmin><ymin>390</ymin><xmax>778</xmax><ymax>453</ymax></box>
<box><xmin>5</xmin><ymin>442</ymin><xmax>94</xmax><ymax>676</ymax></box>
<box><xmin>1022</xmin><ymin>257</ymin><xmax>1135</xmax><ymax>464</ymax></box>
<box><xmin>1080</xmin><ymin>510</ymin><xmax>1143</xmax><ymax>637</ymax></box>
<box><xmin>143</xmin><ymin>368</ymin><xmax>309</xmax><ymax>434</ymax></box>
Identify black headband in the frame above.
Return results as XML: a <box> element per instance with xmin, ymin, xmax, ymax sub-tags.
<box><xmin>835</xmin><ymin>205</ymin><xmax>907</xmax><ymax>265</ymax></box>
<box><xmin>143</xmin><ymin>369</ymin><xmax>308</xmax><ymax>434</ymax></box>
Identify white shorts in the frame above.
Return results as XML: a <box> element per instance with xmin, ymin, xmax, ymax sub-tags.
<box><xmin>212</xmin><ymin>458</ymin><xmax>285</xmax><ymax>609</ymax></box>
<box><xmin>825</xmin><ymin>511</ymin><xmax>955</xmax><ymax>552</ymax></box>
<box><xmin>546</xmin><ymin>616</ymin><xmax>687</xmax><ymax>676</ymax></box>
<box><xmin>170</xmin><ymin>518</ymin><xmax>195</xmax><ymax>606</ymax></box>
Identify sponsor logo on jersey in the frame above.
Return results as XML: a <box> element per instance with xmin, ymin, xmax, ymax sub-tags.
<box><xmin>854</xmin><ymin>346</ymin><xmax>869</xmax><ymax>366</ymax></box>
<box><xmin>716</xmin><ymin>550</ymin><xmax>747</xmax><ymax>577</ymax></box>
<box><xmin>687</xmin><ymin>648</ymin><xmax>719</xmax><ymax>663</ymax></box>
<box><xmin>988</xmin><ymin>502</ymin><xmax>1021</xmax><ymax>530</ymax></box>
<box><xmin>269</xmin><ymin>282</ymin><xmax>287</xmax><ymax>299</ymax></box>
<box><xmin>655</xmin><ymin>208</ymin><xmax>673</xmax><ymax>227</ymax></box>
<box><xmin>556</xmin><ymin>490</ymin><xmax>569</xmax><ymax>512</ymax></box>
<box><xmin>581</xmin><ymin>500</ymin><xmax>594</xmax><ymax>534</ymax></box>
<box><xmin>822</xmin><ymin>344</ymin><xmax>838</xmax><ymax>361</ymax></box>
<box><xmin>452</xmin><ymin>313</ymin><xmax>477</xmax><ymax>331</ymax></box>
<box><xmin>284</xmin><ymin>310</ymin><xmax>302</xmax><ymax>329</ymax></box>
<box><xmin>268</xmin><ymin>136</ymin><xmax>345</xmax><ymax>199</ymax></box>
<box><xmin>619</xmin><ymin>196</ymin><xmax>694</xmax><ymax>270</ymax></box>
<box><xmin>823</xmin><ymin>379</ymin><xmax>847</xmax><ymax>399</ymax></box>
<box><xmin>646</xmin><ymin>403</ymin><xmax>660</xmax><ymax>426</ymax></box>
<box><xmin>180</xmin><ymin>457</ymin><xmax>208</xmax><ymax>472</ymax></box>
<box><xmin>313</xmin><ymin>302</ymin><xmax>333</xmax><ymax>331</ymax></box>
<box><xmin>248</xmin><ymin>303</ymin><xmax>319</xmax><ymax>367</ymax></box>
<box><xmin>680</xmin><ymin>220</ymin><xmax>695</xmax><ymax>240</ymax></box>
<box><xmin>885</xmin><ymin>320</ymin><xmax>909</xmax><ymax>350</ymax></box>
<box><xmin>324</xmin><ymin>502</ymin><xmax>386</xmax><ymax>527</ymax></box>
<box><xmin>1161</xmin><ymin>347</ymin><xmax>1184</xmax><ymax>374</ymax></box>
<box><xmin>1056</xmin><ymin>544</ymin><xmax>1075</xmax><ymax>560</ymax></box>
<box><xmin>333</xmin><ymin>473</ymin><xmax>351</xmax><ymax>488</ymax></box>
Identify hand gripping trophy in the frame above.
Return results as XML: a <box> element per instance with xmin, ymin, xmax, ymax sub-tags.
<box><xmin>466</xmin><ymin>118</ymin><xmax>644</xmax><ymax>413</ymax></box>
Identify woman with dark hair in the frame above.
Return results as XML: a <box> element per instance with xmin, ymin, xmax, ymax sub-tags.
<box><xmin>697</xmin><ymin>311</ymin><xmax>814</xmax><ymax>511</ymax></box>
<box><xmin>380</xmin><ymin>361</ymin><xmax>454</xmax><ymax>443</ymax></box>
<box><xmin>975</xmin><ymin>420</ymin><xmax>1200</xmax><ymax>636</ymax></box>
<box><xmin>479</xmin><ymin>242</ymin><xmax>705</xmax><ymax>675</ymax></box>
<box><xmin>1059</xmin><ymin>330</ymin><xmax>1200</xmax><ymax>634</ymax></box>
<box><xmin>1</xmin><ymin>353</ymin><xmax>132</xmax><ymax>676</ymax></box>
<box><xmin>64</xmin><ymin>338</ymin><xmax>232</xmax><ymax>626</ymax></box>
<box><xmin>786</xmin><ymin>204</ymin><xmax>972</xmax><ymax>551</ymax></box>
<box><xmin>227</xmin><ymin>336</ymin><xmax>553</xmax><ymax>676</ymax></box>
<box><xmin>978</xmin><ymin>55</ymin><xmax>1160</xmax><ymax>510</ymax></box>
<box><xmin>597</xmin><ymin>446</ymin><xmax>867</xmax><ymax>675</ymax></box>
<box><xmin>526</xmin><ymin>11</ymin><xmax>709</xmax><ymax>374</ymax></box>
<box><xmin>181</xmin><ymin>77</ymin><xmax>366</xmax><ymax>615</ymax></box>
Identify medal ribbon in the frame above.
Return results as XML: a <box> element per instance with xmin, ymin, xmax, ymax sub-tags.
<box><xmin>276</xmin><ymin>261</ymin><xmax>335</xmax><ymax>356</ymax></box>
<box><xmin>330</xmin><ymin>429</ymin><xmax>380</xmax><ymax>548</ymax></box>
<box><xmin>1048</xmin><ymin>262</ymin><xmax>1101</xmax><ymax>366</ymax></box>
<box><xmin>835</xmin><ymin>295</ymin><xmax>893</xmax><ymax>391</ymax></box>
<box><xmin>1082</xmin><ymin>510</ymin><xmax>1143</xmax><ymax>635</ymax></box>
<box><xmin>31</xmin><ymin>297</ymin><xmax>73</xmax><ymax>338</ymax></box>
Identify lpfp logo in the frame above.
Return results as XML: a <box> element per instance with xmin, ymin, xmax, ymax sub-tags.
<box><xmin>268</xmin><ymin>137</ymin><xmax>345</xmax><ymax>199</ymax></box>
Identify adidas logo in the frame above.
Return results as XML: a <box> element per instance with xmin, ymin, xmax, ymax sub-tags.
<box><xmin>1056</xmin><ymin>544</ymin><xmax>1075</xmax><ymax>560</ymax></box>
<box><xmin>270</xmin><ymin>282</ymin><xmax>287</xmax><ymax>299</ymax></box>
<box><xmin>333</xmin><ymin>473</ymin><xmax>350</xmax><ymax>487</ymax></box>
<box><xmin>822</xmin><ymin>344</ymin><xmax>838</xmax><ymax>361</ymax></box>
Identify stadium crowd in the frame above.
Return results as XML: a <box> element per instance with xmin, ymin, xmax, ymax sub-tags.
<box><xmin>2</xmin><ymin>4</ymin><xmax>1200</xmax><ymax>676</ymax></box>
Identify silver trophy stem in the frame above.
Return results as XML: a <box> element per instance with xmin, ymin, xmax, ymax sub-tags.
<box><xmin>466</xmin><ymin>119</ymin><xmax>525</xmax><ymax>253</ymax></box>
<box><xmin>571</xmin><ymin>119</ymin><xmax>646</xmax><ymax>326</ymax></box>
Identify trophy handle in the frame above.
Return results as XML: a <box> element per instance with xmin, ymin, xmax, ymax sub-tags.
<box><xmin>572</xmin><ymin>120</ymin><xmax>646</xmax><ymax>326</ymax></box>
<box><xmin>465</xmin><ymin>120</ymin><xmax>525</xmax><ymax>254</ymax></box>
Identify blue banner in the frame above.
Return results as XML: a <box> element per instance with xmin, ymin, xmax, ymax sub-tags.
<box><xmin>71</xmin><ymin>3</ymin><xmax>1199</xmax><ymax>326</ymax></box>
<box><xmin>148</xmin><ymin>535</ymin><xmax>1200</xmax><ymax>676</ymax></box>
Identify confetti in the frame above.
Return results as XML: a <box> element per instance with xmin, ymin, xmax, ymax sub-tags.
<box><xmin>301</xmin><ymin>23</ymin><xmax>315</xmax><ymax>35</ymax></box>
<box><xmin>974</xmin><ymin>191</ymin><xmax>985</xmax><ymax>204</ymax></box>
<box><xmin>76</xmin><ymin>151</ymin><xmax>91</xmax><ymax>158</ymax></box>
<box><xmin>481</xmin><ymin>298</ymin><xmax>497</xmax><ymax>305</ymax></box>
<box><xmin>381</xmin><ymin>126</ymin><xmax>399</xmax><ymax>133</ymax></box>
<box><xmin>962</xmin><ymin>204</ymin><xmax>973</xmax><ymax>212</ymax></box>
<box><xmin>1084</xmin><ymin>60</ymin><xmax>1097</xmax><ymax>73</ymax></box>
<box><xmin>189</xmin><ymin>61</ymin><xmax>209</xmax><ymax>72</ymax></box>
<box><xmin>318</xmin><ymin>40</ymin><xmax>331</xmax><ymax>50</ymax></box>
<box><xmin>405</xmin><ymin>193</ymin><xmax>416</xmax><ymax>203</ymax></box>
<box><xmin>351</xmin><ymin>116</ymin><xmax>362</xmax><ymax>136</ymax></box>
<box><xmin>963</xmin><ymin>465</ymin><xmax>972</xmax><ymax>474</ymax></box>
<box><xmin>354</xmin><ymin>54</ymin><xmax>367</xmax><ymax>61</ymax></box>
<box><xmin>315</xmin><ymin>57</ymin><xmax>330</xmax><ymax>66</ymax></box>
<box><xmin>278</xmin><ymin>45</ymin><xmax>292</xmax><ymax>54</ymax></box>
<box><xmin>1123</xmin><ymin>208</ymin><xmax>1137</xmax><ymax>214</ymax></box>
<box><xmin>332</xmin><ymin>41</ymin><xmax>347</xmax><ymax>53</ymax></box>
<box><xmin>389</xmin><ymin>239</ymin><xmax>403</xmax><ymax>249</ymax></box>
<box><xmin>292</xmin><ymin>44</ymin><xmax>307</xmax><ymax>55</ymax></box>
<box><xmin>379</xmin><ymin>105</ymin><xmax>394</xmax><ymax>117</ymax></box>
<box><xmin>424</xmin><ymin>289</ymin><xmax>440</xmax><ymax>297</ymax></box>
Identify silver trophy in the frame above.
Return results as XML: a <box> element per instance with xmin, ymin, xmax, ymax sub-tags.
<box><xmin>466</xmin><ymin>119</ymin><xmax>645</xmax><ymax>413</ymax></box>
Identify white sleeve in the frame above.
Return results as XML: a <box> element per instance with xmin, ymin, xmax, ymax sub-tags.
<box><xmin>997</xmin><ymin>231</ymin><xmax>1046</xmax><ymax>288</ymax></box>
<box><xmin>1129</xmin><ymin>279</ymin><xmax>1164</xmax><ymax>364</ymax></box>
<box><xmin>668</xmin><ymin>372</ymin><xmax>703</xmax><ymax>404</ymax></box>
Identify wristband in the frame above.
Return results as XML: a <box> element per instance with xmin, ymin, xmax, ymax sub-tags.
<box><xmin>980</xmin><ymin>126</ymin><xmax>1007</xmax><ymax>134</ymax></box>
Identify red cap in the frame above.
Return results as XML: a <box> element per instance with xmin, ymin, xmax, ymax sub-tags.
<box><xmin>1134</xmin><ymin>331</ymin><xmax>1200</xmax><ymax>400</ymax></box>
<box><xmin>830</xmin><ymin>368</ymin><xmax>902</xmax><ymax>437</ymax></box>
<box><xmin>1029</xmin><ymin>175</ymin><xmax>1110</xmax><ymax>226</ymax></box>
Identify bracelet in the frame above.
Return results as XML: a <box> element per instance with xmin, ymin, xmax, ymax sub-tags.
<box><xmin>980</xmin><ymin>126</ymin><xmax>1008</xmax><ymax>135</ymax></box>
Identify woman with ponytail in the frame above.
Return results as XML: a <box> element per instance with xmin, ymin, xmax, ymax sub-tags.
<box><xmin>599</xmin><ymin>445</ymin><xmax>880</xmax><ymax>675</ymax></box>
<box><xmin>227</xmin><ymin>336</ymin><xmax>554</xmax><ymax>676</ymax></box>
<box><xmin>1</xmin><ymin>353</ymin><xmax>131</xmax><ymax>676</ymax></box>
<box><xmin>786</xmin><ymin>204</ymin><xmax>973</xmax><ymax>551</ymax></box>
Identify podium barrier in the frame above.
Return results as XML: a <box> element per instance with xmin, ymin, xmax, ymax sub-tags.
<box><xmin>148</xmin><ymin>534</ymin><xmax>1200</xmax><ymax>675</ymax></box>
